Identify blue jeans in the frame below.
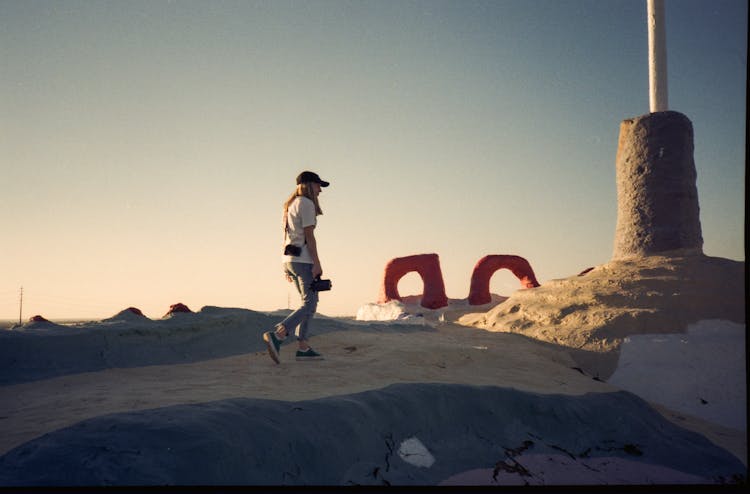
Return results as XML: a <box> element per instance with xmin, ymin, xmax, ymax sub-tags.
<box><xmin>280</xmin><ymin>262</ymin><xmax>318</xmax><ymax>341</ymax></box>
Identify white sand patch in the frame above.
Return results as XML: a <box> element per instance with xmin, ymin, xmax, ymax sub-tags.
<box><xmin>608</xmin><ymin>319</ymin><xmax>746</xmax><ymax>431</ymax></box>
<box><xmin>397</xmin><ymin>437</ymin><xmax>435</xmax><ymax>468</ymax></box>
<box><xmin>355</xmin><ymin>300</ymin><xmax>428</xmax><ymax>323</ymax></box>
<box><xmin>356</xmin><ymin>295</ymin><xmax>505</xmax><ymax>323</ymax></box>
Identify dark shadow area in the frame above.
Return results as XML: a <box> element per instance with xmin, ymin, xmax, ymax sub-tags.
<box><xmin>0</xmin><ymin>383</ymin><xmax>743</xmax><ymax>485</ymax></box>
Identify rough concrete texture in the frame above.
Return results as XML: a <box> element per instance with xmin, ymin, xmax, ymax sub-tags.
<box><xmin>459</xmin><ymin>255</ymin><xmax>745</xmax><ymax>356</ymax></box>
<box><xmin>613</xmin><ymin>111</ymin><xmax>703</xmax><ymax>259</ymax></box>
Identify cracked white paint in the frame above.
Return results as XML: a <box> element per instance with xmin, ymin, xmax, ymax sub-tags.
<box><xmin>397</xmin><ymin>437</ymin><xmax>435</xmax><ymax>468</ymax></box>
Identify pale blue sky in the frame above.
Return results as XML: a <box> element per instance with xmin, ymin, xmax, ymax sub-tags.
<box><xmin>1</xmin><ymin>0</ymin><xmax>746</xmax><ymax>319</ymax></box>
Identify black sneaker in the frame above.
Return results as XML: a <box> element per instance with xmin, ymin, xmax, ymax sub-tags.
<box><xmin>263</xmin><ymin>331</ymin><xmax>283</xmax><ymax>364</ymax></box>
<box><xmin>295</xmin><ymin>348</ymin><xmax>324</xmax><ymax>361</ymax></box>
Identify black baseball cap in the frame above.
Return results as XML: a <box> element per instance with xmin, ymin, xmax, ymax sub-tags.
<box><xmin>296</xmin><ymin>171</ymin><xmax>330</xmax><ymax>187</ymax></box>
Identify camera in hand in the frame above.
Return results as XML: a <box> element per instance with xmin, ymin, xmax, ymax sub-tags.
<box><xmin>310</xmin><ymin>276</ymin><xmax>332</xmax><ymax>292</ymax></box>
<box><xmin>284</xmin><ymin>244</ymin><xmax>302</xmax><ymax>256</ymax></box>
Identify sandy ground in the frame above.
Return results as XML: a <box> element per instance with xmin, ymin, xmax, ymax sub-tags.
<box><xmin>459</xmin><ymin>254</ymin><xmax>745</xmax><ymax>352</ymax></box>
<box><xmin>0</xmin><ymin>322</ymin><xmax>744</xmax><ymax>467</ymax></box>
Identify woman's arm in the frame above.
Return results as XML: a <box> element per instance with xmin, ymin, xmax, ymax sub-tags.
<box><xmin>304</xmin><ymin>225</ymin><xmax>322</xmax><ymax>278</ymax></box>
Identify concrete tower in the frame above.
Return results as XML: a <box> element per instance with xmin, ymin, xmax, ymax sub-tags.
<box><xmin>612</xmin><ymin>1</ymin><xmax>703</xmax><ymax>259</ymax></box>
<box><xmin>612</xmin><ymin>111</ymin><xmax>703</xmax><ymax>259</ymax></box>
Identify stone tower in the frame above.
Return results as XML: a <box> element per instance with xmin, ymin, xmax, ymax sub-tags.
<box><xmin>612</xmin><ymin>111</ymin><xmax>703</xmax><ymax>259</ymax></box>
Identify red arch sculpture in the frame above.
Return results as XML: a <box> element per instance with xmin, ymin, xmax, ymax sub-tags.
<box><xmin>378</xmin><ymin>253</ymin><xmax>449</xmax><ymax>309</ymax></box>
<box><xmin>468</xmin><ymin>255</ymin><xmax>540</xmax><ymax>305</ymax></box>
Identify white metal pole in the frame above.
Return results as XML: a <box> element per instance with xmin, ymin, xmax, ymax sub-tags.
<box><xmin>647</xmin><ymin>0</ymin><xmax>669</xmax><ymax>112</ymax></box>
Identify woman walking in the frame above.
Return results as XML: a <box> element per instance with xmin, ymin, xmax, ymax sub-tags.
<box><xmin>263</xmin><ymin>171</ymin><xmax>329</xmax><ymax>364</ymax></box>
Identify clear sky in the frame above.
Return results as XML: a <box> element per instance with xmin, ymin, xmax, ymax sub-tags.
<box><xmin>1</xmin><ymin>0</ymin><xmax>746</xmax><ymax>321</ymax></box>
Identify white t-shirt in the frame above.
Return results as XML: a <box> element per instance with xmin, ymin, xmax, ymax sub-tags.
<box><xmin>282</xmin><ymin>196</ymin><xmax>317</xmax><ymax>264</ymax></box>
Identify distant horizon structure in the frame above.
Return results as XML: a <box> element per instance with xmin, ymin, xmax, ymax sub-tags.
<box><xmin>647</xmin><ymin>0</ymin><xmax>669</xmax><ymax>112</ymax></box>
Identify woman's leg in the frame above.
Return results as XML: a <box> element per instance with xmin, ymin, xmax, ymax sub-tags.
<box><xmin>277</xmin><ymin>262</ymin><xmax>318</xmax><ymax>347</ymax></box>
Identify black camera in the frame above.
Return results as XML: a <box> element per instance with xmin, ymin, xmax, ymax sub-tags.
<box><xmin>284</xmin><ymin>244</ymin><xmax>302</xmax><ymax>256</ymax></box>
<box><xmin>310</xmin><ymin>276</ymin><xmax>332</xmax><ymax>292</ymax></box>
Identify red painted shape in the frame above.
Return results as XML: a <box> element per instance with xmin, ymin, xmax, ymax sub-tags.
<box><xmin>125</xmin><ymin>307</ymin><xmax>145</xmax><ymax>317</ymax></box>
<box><xmin>29</xmin><ymin>315</ymin><xmax>49</xmax><ymax>323</ymax></box>
<box><xmin>468</xmin><ymin>255</ymin><xmax>540</xmax><ymax>305</ymax></box>
<box><xmin>165</xmin><ymin>303</ymin><xmax>192</xmax><ymax>317</ymax></box>
<box><xmin>378</xmin><ymin>253</ymin><xmax>449</xmax><ymax>309</ymax></box>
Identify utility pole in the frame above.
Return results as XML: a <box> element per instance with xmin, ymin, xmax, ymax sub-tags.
<box><xmin>647</xmin><ymin>0</ymin><xmax>668</xmax><ymax>112</ymax></box>
<box><xmin>19</xmin><ymin>286</ymin><xmax>23</xmax><ymax>326</ymax></box>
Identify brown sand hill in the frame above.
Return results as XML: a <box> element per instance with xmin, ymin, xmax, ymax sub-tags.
<box><xmin>459</xmin><ymin>255</ymin><xmax>745</xmax><ymax>354</ymax></box>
